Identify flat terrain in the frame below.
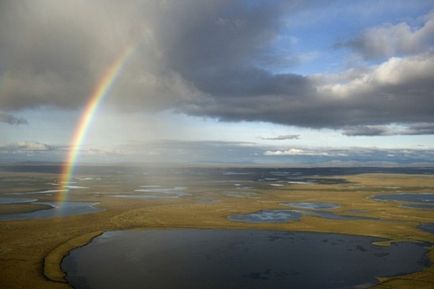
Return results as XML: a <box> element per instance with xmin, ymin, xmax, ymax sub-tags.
<box><xmin>0</xmin><ymin>203</ymin><xmax>52</xmax><ymax>215</ymax></box>
<box><xmin>1</xmin><ymin>168</ymin><xmax>434</xmax><ymax>289</ymax></box>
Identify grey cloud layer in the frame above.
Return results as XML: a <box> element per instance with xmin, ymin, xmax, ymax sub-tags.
<box><xmin>2</xmin><ymin>139</ymin><xmax>434</xmax><ymax>166</ymax></box>
<box><xmin>343</xmin><ymin>123</ymin><xmax>434</xmax><ymax>136</ymax></box>
<box><xmin>1</xmin><ymin>1</ymin><xmax>434</xmax><ymax>133</ymax></box>
<box><xmin>0</xmin><ymin>113</ymin><xmax>27</xmax><ymax>125</ymax></box>
<box><xmin>0</xmin><ymin>141</ymin><xmax>54</xmax><ymax>152</ymax></box>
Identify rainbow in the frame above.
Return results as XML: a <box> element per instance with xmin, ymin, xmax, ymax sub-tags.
<box><xmin>58</xmin><ymin>45</ymin><xmax>135</xmax><ymax>201</ymax></box>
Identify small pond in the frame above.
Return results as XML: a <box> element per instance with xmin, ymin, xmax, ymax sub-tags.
<box><xmin>0</xmin><ymin>201</ymin><xmax>102</xmax><ymax>221</ymax></box>
<box><xmin>420</xmin><ymin>224</ymin><xmax>434</xmax><ymax>234</ymax></box>
<box><xmin>229</xmin><ymin>210</ymin><xmax>302</xmax><ymax>223</ymax></box>
<box><xmin>373</xmin><ymin>193</ymin><xmax>434</xmax><ymax>204</ymax></box>
<box><xmin>229</xmin><ymin>209</ymin><xmax>376</xmax><ymax>223</ymax></box>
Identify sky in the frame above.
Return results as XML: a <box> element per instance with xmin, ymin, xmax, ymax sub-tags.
<box><xmin>1</xmin><ymin>0</ymin><xmax>434</xmax><ymax>166</ymax></box>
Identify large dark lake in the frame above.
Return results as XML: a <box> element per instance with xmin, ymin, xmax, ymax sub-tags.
<box><xmin>62</xmin><ymin>229</ymin><xmax>429</xmax><ymax>289</ymax></box>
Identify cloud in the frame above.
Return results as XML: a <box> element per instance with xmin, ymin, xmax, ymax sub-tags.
<box><xmin>264</xmin><ymin>148</ymin><xmax>330</xmax><ymax>156</ymax></box>
<box><xmin>0</xmin><ymin>0</ymin><xmax>299</xmax><ymax>111</ymax></box>
<box><xmin>2</xmin><ymin>139</ymin><xmax>434</xmax><ymax>165</ymax></box>
<box><xmin>342</xmin><ymin>125</ymin><xmax>390</xmax><ymax>136</ymax></box>
<box><xmin>403</xmin><ymin>123</ymin><xmax>434</xmax><ymax>135</ymax></box>
<box><xmin>0</xmin><ymin>112</ymin><xmax>28</xmax><ymax>125</ymax></box>
<box><xmin>260</xmin><ymin>134</ymin><xmax>300</xmax><ymax>140</ymax></box>
<box><xmin>338</xmin><ymin>11</ymin><xmax>434</xmax><ymax>59</ymax></box>
<box><xmin>314</xmin><ymin>54</ymin><xmax>434</xmax><ymax>127</ymax></box>
<box><xmin>0</xmin><ymin>141</ymin><xmax>55</xmax><ymax>152</ymax></box>
<box><xmin>0</xmin><ymin>1</ymin><xmax>433</xmax><ymax>134</ymax></box>
<box><xmin>343</xmin><ymin>123</ymin><xmax>434</xmax><ymax>136</ymax></box>
<box><xmin>185</xmin><ymin>53</ymin><xmax>434</xmax><ymax>130</ymax></box>
<box><xmin>262</xmin><ymin>146</ymin><xmax>434</xmax><ymax>166</ymax></box>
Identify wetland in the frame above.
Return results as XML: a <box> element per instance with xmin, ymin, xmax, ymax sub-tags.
<box><xmin>1</xmin><ymin>165</ymin><xmax>434</xmax><ymax>289</ymax></box>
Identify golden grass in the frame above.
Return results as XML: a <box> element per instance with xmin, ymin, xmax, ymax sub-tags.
<box><xmin>0</xmin><ymin>203</ymin><xmax>52</xmax><ymax>214</ymax></box>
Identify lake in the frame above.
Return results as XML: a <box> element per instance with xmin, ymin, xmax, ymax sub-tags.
<box><xmin>62</xmin><ymin>229</ymin><xmax>429</xmax><ymax>289</ymax></box>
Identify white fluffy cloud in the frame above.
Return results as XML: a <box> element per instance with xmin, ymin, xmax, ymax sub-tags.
<box><xmin>318</xmin><ymin>53</ymin><xmax>434</xmax><ymax>97</ymax></box>
<box><xmin>342</xmin><ymin>12</ymin><xmax>434</xmax><ymax>59</ymax></box>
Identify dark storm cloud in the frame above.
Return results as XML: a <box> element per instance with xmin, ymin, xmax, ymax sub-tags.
<box><xmin>0</xmin><ymin>1</ymin><xmax>99</xmax><ymax>109</ymax></box>
<box><xmin>0</xmin><ymin>0</ymin><xmax>312</xmax><ymax>110</ymax></box>
<box><xmin>154</xmin><ymin>1</ymin><xmax>304</xmax><ymax>96</ymax></box>
<box><xmin>0</xmin><ymin>112</ymin><xmax>27</xmax><ymax>125</ymax></box>
<box><xmin>152</xmin><ymin>3</ymin><xmax>434</xmax><ymax>131</ymax></box>
<box><xmin>1</xmin><ymin>1</ymin><xmax>434</xmax><ymax>133</ymax></box>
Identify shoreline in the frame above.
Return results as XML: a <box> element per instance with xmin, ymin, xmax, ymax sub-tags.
<box><xmin>44</xmin><ymin>231</ymin><xmax>104</xmax><ymax>283</ymax></box>
<box><xmin>44</xmin><ymin>225</ymin><xmax>434</xmax><ymax>289</ymax></box>
<box><xmin>0</xmin><ymin>203</ymin><xmax>53</xmax><ymax>215</ymax></box>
